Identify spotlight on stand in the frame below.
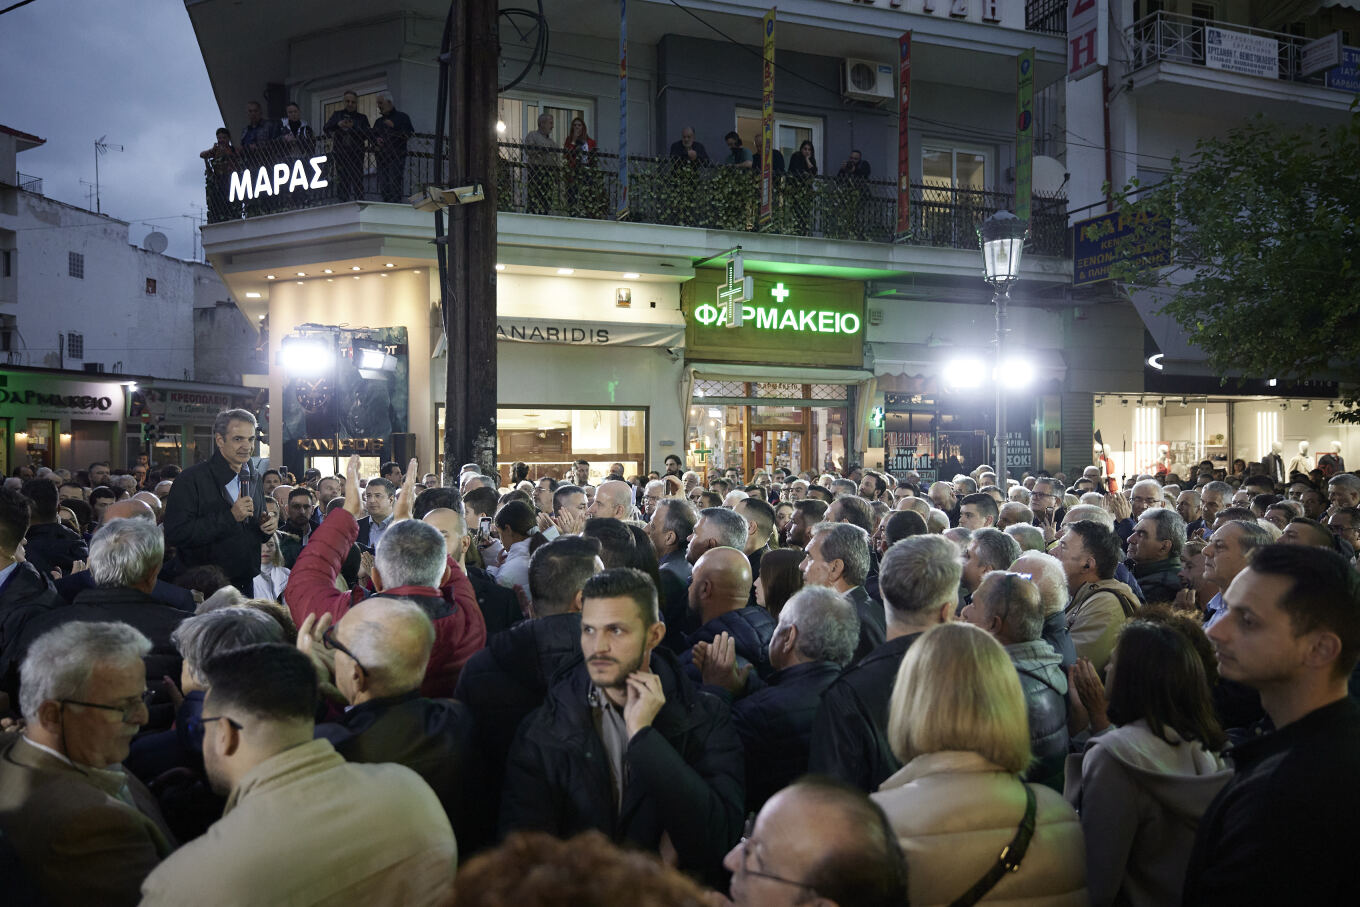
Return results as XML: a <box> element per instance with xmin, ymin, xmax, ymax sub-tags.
<box><xmin>280</xmin><ymin>335</ymin><xmax>335</xmax><ymax>376</ymax></box>
<box><xmin>352</xmin><ymin>338</ymin><xmax>398</xmax><ymax>380</ymax></box>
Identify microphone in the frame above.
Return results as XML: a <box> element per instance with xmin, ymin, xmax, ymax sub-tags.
<box><xmin>238</xmin><ymin>465</ymin><xmax>253</xmax><ymax>503</ymax></box>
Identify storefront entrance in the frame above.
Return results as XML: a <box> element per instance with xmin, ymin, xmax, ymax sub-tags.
<box><xmin>689</xmin><ymin>380</ymin><xmax>850</xmax><ymax>480</ymax></box>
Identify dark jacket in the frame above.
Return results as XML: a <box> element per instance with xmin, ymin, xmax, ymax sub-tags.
<box><xmin>1008</xmin><ymin>639</ymin><xmax>1070</xmax><ymax>790</ymax></box>
<box><xmin>56</xmin><ymin>571</ymin><xmax>195</xmax><ymax>612</ymax></box>
<box><xmin>371</xmin><ymin>108</ymin><xmax>414</xmax><ymax>156</ymax></box>
<box><xmin>322</xmin><ymin>109</ymin><xmax>371</xmax><ymax>154</ymax></box>
<box><xmin>1113</xmin><ymin>561</ymin><xmax>1146</xmax><ymax>603</ymax></box>
<box><xmin>23</xmin><ymin>523</ymin><xmax>88</xmax><ymax>579</ymax></box>
<box><xmin>500</xmin><ymin>647</ymin><xmax>744</xmax><ymax>885</ymax></box>
<box><xmin>39</xmin><ymin>586</ymin><xmax>186</xmax><ymax>685</ymax></box>
<box><xmin>846</xmin><ymin>584</ymin><xmax>885</xmax><ymax>664</ymax></box>
<box><xmin>454</xmin><ymin>612</ymin><xmax>582</xmax><ymax>803</ymax></box>
<box><xmin>668</xmin><ymin>139</ymin><xmax>710</xmax><ymax>163</ymax></box>
<box><xmin>1183</xmin><ymin>697</ymin><xmax>1360</xmax><ymax>905</ymax></box>
<box><xmin>657</xmin><ymin>551</ymin><xmax>693</xmax><ymax>653</ymax></box>
<box><xmin>467</xmin><ymin>565</ymin><xmax>523</xmax><ymax>635</ymax></box>
<box><xmin>679</xmin><ymin>604</ymin><xmax>777</xmax><ymax>682</ymax></box>
<box><xmin>1041</xmin><ymin>610</ymin><xmax>1079</xmax><ymax>668</ymax></box>
<box><xmin>1129</xmin><ymin>556</ymin><xmax>1182</xmax><ymax>605</ymax></box>
<box><xmin>728</xmin><ymin>660</ymin><xmax>842</xmax><ymax>811</ymax></box>
<box><xmin>316</xmin><ymin>691</ymin><xmax>485</xmax><ymax>852</ymax></box>
<box><xmin>0</xmin><ymin>562</ymin><xmax>64</xmax><ymax>702</ymax></box>
<box><xmin>163</xmin><ymin>451</ymin><xmax>268</xmax><ymax>594</ymax></box>
<box><xmin>807</xmin><ymin>632</ymin><xmax>922</xmax><ymax>792</ymax></box>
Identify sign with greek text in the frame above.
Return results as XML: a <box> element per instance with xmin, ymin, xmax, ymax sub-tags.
<box><xmin>228</xmin><ymin>156</ymin><xmax>329</xmax><ymax>202</ymax></box>
<box><xmin>0</xmin><ymin>374</ymin><xmax>124</xmax><ymax>422</ymax></box>
<box><xmin>496</xmin><ymin>317</ymin><xmax>684</xmax><ymax>348</ymax></box>
<box><xmin>1204</xmin><ymin>27</ymin><xmax>1278</xmax><ymax>79</ymax></box>
<box><xmin>1072</xmin><ymin>208</ymin><xmax>1171</xmax><ymax>286</ymax></box>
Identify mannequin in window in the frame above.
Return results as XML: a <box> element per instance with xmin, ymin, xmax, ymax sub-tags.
<box><xmin>1331</xmin><ymin>440</ymin><xmax>1346</xmax><ymax>474</ymax></box>
<box><xmin>1261</xmin><ymin>440</ymin><xmax>1285</xmax><ymax>484</ymax></box>
<box><xmin>1285</xmin><ymin>441</ymin><xmax>1313</xmax><ymax>481</ymax></box>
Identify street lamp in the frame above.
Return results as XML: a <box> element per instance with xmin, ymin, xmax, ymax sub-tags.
<box><xmin>979</xmin><ymin>210</ymin><xmax>1027</xmax><ymax>486</ymax></box>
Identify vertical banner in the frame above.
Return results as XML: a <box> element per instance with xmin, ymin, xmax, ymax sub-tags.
<box><xmin>895</xmin><ymin>31</ymin><xmax>912</xmax><ymax>241</ymax></box>
<box><xmin>617</xmin><ymin>0</ymin><xmax>629</xmax><ymax>220</ymax></box>
<box><xmin>758</xmin><ymin>8</ymin><xmax>776</xmax><ymax>230</ymax></box>
<box><xmin>1015</xmin><ymin>47</ymin><xmax>1035</xmax><ymax>224</ymax></box>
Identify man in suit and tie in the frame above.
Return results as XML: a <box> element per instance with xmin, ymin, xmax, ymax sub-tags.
<box><xmin>164</xmin><ymin>409</ymin><xmax>275</xmax><ymax>595</ymax></box>
<box><xmin>0</xmin><ymin>621</ymin><xmax>176</xmax><ymax>906</ymax></box>
<box><xmin>357</xmin><ymin>478</ymin><xmax>397</xmax><ymax>550</ymax></box>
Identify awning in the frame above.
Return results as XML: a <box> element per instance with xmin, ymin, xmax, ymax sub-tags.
<box><xmin>691</xmin><ymin>363</ymin><xmax>873</xmax><ymax>384</ymax></box>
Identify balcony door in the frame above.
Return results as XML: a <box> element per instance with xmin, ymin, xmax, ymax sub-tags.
<box><xmin>735</xmin><ymin>108</ymin><xmax>823</xmax><ymax>166</ymax></box>
<box><xmin>498</xmin><ymin>94</ymin><xmax>594</xmax><ymax>147</ymax></box>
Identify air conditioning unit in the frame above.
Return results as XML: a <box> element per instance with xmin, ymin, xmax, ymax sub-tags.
<box><xmin>842</xmin><ymin>58</ymin><xmax>896</xmax><ymax>103</ymax></box>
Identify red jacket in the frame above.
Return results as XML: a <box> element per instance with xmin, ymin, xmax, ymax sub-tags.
<box><xmin>285</xmin><ymin>508</ymin><xmax>487</xmax><ymax>696</ymax></box>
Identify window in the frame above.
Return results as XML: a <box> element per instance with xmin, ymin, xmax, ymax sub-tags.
<box><xmin>320</xmin><ymin>85</ymin><xmax>386</xmax><ymax>133</ymax></box>
<box><xmin>145</xmin><ymin>278</ymin><xmax>157</xmax><ymax>294</ymax></box>
<box><xmin>921</xmin><ymin>144</ymin><xmax>991</xmax><ymax>199</ymax></box>
<box><xmin>735</xmin><ymin>109</ymin><xmax>824</xmax><ymax>167</ymax></box>
<box><xmin>497</xmin><ymin>93</ymin><xmax>594</xmax><ymax>146</ymax></box>
<box><xmin>68</xmin><ymin>252</ymin><xmax>84</xmax><ymax>279</ymax></box>
<box><xmin>66</xmin><ymin>332</ymin><xmax>84</xmax><ymax>359</ymax></box>
<box><xmin>1</xmin><ymin>250</ymin><xmax>11</xmax><ymax>278</ymax></box>
<box><xmin>493</xmin><ymin>407</ymin><xmax>646</xmax><ymax>485</ymax></box>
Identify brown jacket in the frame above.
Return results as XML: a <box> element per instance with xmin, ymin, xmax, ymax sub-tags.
<box><xmin>0</xmin><ymin>734</ymin><xmax>175</xmax><ymax>907</ymax></box>
<box><xmin>1065</xmin><ymin>579</ymin><xmax>1139</xmax><ymax>674</ymax></box>
<box><xmin>139</xmin><ymin>738</ymin><xmax>456</xmax><ymax>906</ymax></box>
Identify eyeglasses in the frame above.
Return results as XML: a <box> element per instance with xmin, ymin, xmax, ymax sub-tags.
<box><xmin>323</xmin><ymin>625</ymin><xmax>368</xmax><ymax>676</ymax></box>
<box><xmin>736</xmin><ymin>815</ymin><xmax>819</xmax><ymax>894</ymax></box>
<box><xmin>61</xmin><ymin>689</ymin><xmax>155</xmax><ymax>723</ymax></box>
<box><xmin>186</xmin><ymin>713</ymin><xmax>244</xmax><ymax>737</ymax></box>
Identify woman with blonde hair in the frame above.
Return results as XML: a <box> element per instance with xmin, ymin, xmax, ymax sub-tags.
<box><xmin>872</xmin><ymin>622</ymin><xmax>1087</xmax><ymax>906</ymax></box>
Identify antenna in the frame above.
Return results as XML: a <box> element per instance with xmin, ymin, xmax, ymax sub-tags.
<box><xmin>79</xmin><ymin>178</ymin><xmax>97</xmax><ymax>209</ymax></box>
<box><xmin>92</xmin><ymin>136</ymin><xmax>124</xmax><ymax>214</ymax></box>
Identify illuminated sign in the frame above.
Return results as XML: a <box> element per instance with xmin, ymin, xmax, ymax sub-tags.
<box><xmin>693</xmin><ymin>281</ymin><xmax>862</xmax><ymax>335</ymax></box>
<box><xmin>229</xmin><ymin>156</ymin><xmax>329</xmax><ymax>202</ymax></box>
<box><xmin>296</xmin><ymin>436</ymin><xmax>386</xmax><ymax>454</ymax></box>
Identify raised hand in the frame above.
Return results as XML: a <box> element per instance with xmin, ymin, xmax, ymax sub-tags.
<box><xmin>700</xmin><ymin>631</ymin><xmax>751</xmax><ymax>694</ymax></box>
<box><xmin>343</xmin><ymin>455</ymin><xmax>363</xmax><ymax>517</ymax></box>
<box><xmin>392</xmin><ymin>457</ymin><xmax>419</xmax><ymax>522</ymax></box>
<box><xmin>1070</xmin><ymin>657</ymin><xmax>1109</xmax><ymax>733</ymax></box>
<box><xmin>623</xmin><ymin>668</ymin><xmax>665</xmax><ymax>738</ymax></box>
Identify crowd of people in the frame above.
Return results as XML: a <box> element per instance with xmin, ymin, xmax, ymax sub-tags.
<box><xmin>0</xmin><ymin>406</ymin><xmax>1356</xmax><ymax>905</ymax></box>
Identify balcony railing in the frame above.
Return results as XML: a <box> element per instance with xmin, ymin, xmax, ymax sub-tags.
<box><xmin>203</xmin><ymin>135</ymin><xmax>1067</xmax><ymax>257</ymax></box>
<box><xmin>1127</xmin><ymin>11</ymin><xmax>1339</xmax><ymax>87</ymax></box>
<box><xmin>1025</xmin><ymin>0</ymin><xmax>1068</xmax><ymax>36</ymax></box>
<box><xmin>16</xmin><ymin>172</ymin><xmax>42</xmax><ymax>194</ymax></box>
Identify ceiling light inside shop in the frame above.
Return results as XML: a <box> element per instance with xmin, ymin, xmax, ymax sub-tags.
<box><xmin>623</xmin><ymin>272</ymin><xmax>640</xmax><ymax>279</ymax></box>
<box><xmin>323</xmin><ymin>269</ymin><xmax>333</xmax><ymax>274</ymax></box>
<box><xmin>351</xmin><ymin>266</ymin><xmax>361</xmax><ymax>271</ymax></box>
<box><xmin>385</xmin><ymin>263</ymin><xmax>395</xmax><ymax>268</ymax></box>
<box><xmin>296</xmin><ymin>272</ymin><xmax>306</xmax><ymax>277</ymax></box>
<box><xmin>245</xmin><ymin>292</ymin><xmax>261</xmax><ymax>299</ymax></box>
<box><xmin>556</xmin><ymin>268</ymin><xmax>574</xmax><ymax>275</ymax></box>
<box><xmin>266</xmin><ymin>274</ymin><xmax>275</xmax><ymax>280</ymax></box>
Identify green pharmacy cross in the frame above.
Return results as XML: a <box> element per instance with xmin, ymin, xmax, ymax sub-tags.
<box><xmin>716</xmin><ymin>252</ymin><xmax>754</xmax><ymax>328</ymax></box>
<box><xmin>770</xmin><ymin>282</ymin><xmax>790</xmax><ymax>303</ymax></box>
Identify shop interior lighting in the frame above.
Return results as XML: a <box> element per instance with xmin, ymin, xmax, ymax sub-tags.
<box><xmin>245</xmin><ymin>292</ymin><xmax>261</xmax><ymax>299</ymax></box>
<box><xmin>352</xmin><ymin>266</ymin><xmax>362</xmax><ymax>271</ymax></box>
<box><xmin>556</xmin><ymin>268</ymin><xmax>574</xmax><ymax>276</ymax></box>
<box><xmin>323</xmin><ymin>269</ymin><xmax>333</xmax><ymax>274</ymax></box>
<box><xmin>280</xmin><ymin>335</ymin><xmax>335</xmax><ymax>377</ymax></box>
<box><xmin>495</xmin><ymin>264</ymin><xmax>506</xmax><ymax>271</ymax></box>
<box><xmin>385</xmin><ymin>263</ymin><xmax>395</xmax><ymax>268</ymax></box>
<box><xmin>1301</xmin><ymin>401</ymin><xmax>1311</xmax><ymax>412</ymax></box>
<box><xmin>266</xmin><ymin>274</ymin><xmax>275</xmax><ymax>280</ymax></box>
<box><xmin>622</xmin><ymin>272</ymin><xmax>640</xmax><ymax>279</ymax></box>
<box><xmin>296</xmin><ymin>272</ymin><xmax>306</xmax><ymax>277</ymax></box>
<box><xmin>1094</xmin><ymin>396</ymin><xmax>1104</xmax><ymax>406</ymax></box>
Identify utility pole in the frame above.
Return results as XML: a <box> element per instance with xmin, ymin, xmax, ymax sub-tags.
<box><xmin>443</xmin><ymin>0</ymin><xmax>500</xmax><ymax>481</ymax></box>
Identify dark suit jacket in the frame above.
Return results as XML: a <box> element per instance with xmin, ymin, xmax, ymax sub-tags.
<box><xmin>0</xmin><ymin>735</ymin><xmax>175</xmax><ymax>907</ymax></box>
<box><xmin>163</xmin><ymin>451</ymin><xmax>268</xmax><ymax>594</ymax></box>
<box><xmin>846</xmin><ymin>584</ymin><xmax>886</xmax><ymax>664</ymax></box>
<box><xmin>658</xmin><ymin>550</ymin><xmax>693</xmax><ymax>652</ymax></box>
<box><xmin>56</xmin><ymin>571</ymin><xmax>195</xmax><ymax>612</ymax></box>
<box><xmin>467</xmin><ymin>565</ymin><xmax>523</xmax><ymax>635</ymax></box>
<box><xmin>23</xmin><ymin>522</ymin><xmax>88</xmax><ymax>578</ymax></box>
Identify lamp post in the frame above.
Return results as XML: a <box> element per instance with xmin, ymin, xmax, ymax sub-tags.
<box><xmin>979</xmin><ymin>210</ymin><xmax>1027</xmax><ymax>486</ymax></box>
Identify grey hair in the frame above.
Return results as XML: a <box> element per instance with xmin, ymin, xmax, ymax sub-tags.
<box><xmin>779</xmin><ymin>586</ymin><xmax>860</xmax><ymax>667</ymax></box>
<box><xmin>171</xmin><ymin>607</ymin><xmax>285</xmax><ymax>684</ymax></box>
<box><xmin>375</xmin><ymin>519</ymin><xmax>448</xmax><ymax>589</ymax></box>
<box><xmin>1268</xmin><ymin>499</ymin><xmax>1304</xmax><ymax>519</ymax></box>
<box><xmin>810</xmin><ymin>521</ymin><xmax>871</xmax><ymax>586</ymax></box>
<box><xmin>976</xmin><ymin>570</ymin><xmax>1045</xmax><ymax>642</ymax></box>
<box><xmin>972</xmin><ymin>527</ymin><xmax>1021</xmax><ymax>572</ymax></box>
<box><xmin>198</xmin><ymin>585</ymin><xmax>247</xmax><ymax>614</ymax></box>
<box><xmin>1064</xmin><ymin>503</ymin><xmax>1114</xmax><ymax>531</ymax></box>
<box><xmin>879</xmin><ymin>534</ymin><xmax>960</xmax><ymax>620</ymax></box>
<box><xmin>1005</xmin><ymin>523</ymin><xmax>1047</xmax><ymax>553</ymax></box>
<box><xmin>698</xmin><ymin>507</ymin><xmax>748</xmax><ymax>549</ymax></box>
<box><xmin>1202</xmin><ymin>480</ymin><xmax>1234</xmax><ymax>500</ymax></box>
<box><xmin>1329</xmin><ymin>473</ymin><xmax>1360</xmax><ymax>494</ymax></box>
<box><xmin>1011</xmin><ymin>550</ymin><xmax>1069</xmax><ymax>617</ymax></box>
<box><xmin>211</xmin><ymin>408</ymin><xmax>257</xmax><ymax>440</ymax></box>
<box><xmin>1178</xmin><ymin>489</ymin><xmax>1202</xmax><ymax>506</ymax></box>
<box><xmin>1139</xmin><ymin>507</ymin><xmax>1186</xmax><ymax>556</ymax></box>
<box><xmin>1009</xmin><ymin>486</ymin><xmax>1031</xmax><ymax>503</ymax></box>
<box><xmin>925</xmin><ymin>508</ymin><xmax>950</xmax><ymax>534</ymax></box>
<box><xmin>19</xmin><ymin>622</ymin><xmax>151</xmax><ymax>720</ymax></box>
<box><xmin>343</xmin><ymin>598</ymin><xmax>436</xmax><ymax>697</ymax></box>
<box><xmin>89</xmin><ymin>517</ymin><xmax>164</xmax><ymax>588</ymax></box>
<box><xmin>829</xmin><ymin>478</ymin><xmax>857</xmax><ymax>498</ymax></box>
<box><xmin>1079</xmin><ymin>492</ymin><xmax>1105</xmax><ymax>506</ymax></box>
<box><xmin>1228</xmin><ymin>519</ymin><xmax>1275</xmax><ymax>558</ymax></box>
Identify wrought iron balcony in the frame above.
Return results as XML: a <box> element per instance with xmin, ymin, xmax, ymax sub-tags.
<box><xmin>1126</xmin><ymin>10</ymin><xmax>1344</xmax><ymax>87</ymax></box>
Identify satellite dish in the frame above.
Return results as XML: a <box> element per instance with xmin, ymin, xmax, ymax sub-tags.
<box><xmin>1032</xmin><ymin>156</ymin><xmax>1068</xmax><ymax>195</ymax></box>
<box><xmin>143</xmin><ymin>231</ymin><xmax>169</xmax><ymax>254</ymax></box>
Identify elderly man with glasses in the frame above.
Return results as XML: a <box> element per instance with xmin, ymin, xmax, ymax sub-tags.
<box><xmin>0</xmin><ymin>621</ymin><xmax>176</xmax><ymax>906</ymax></box>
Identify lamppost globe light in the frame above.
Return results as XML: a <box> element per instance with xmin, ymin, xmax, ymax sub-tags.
<box><xmin>979</xmin><ymin>210</ymin><xmax>1027</xmax><ymax>287</ymax></box>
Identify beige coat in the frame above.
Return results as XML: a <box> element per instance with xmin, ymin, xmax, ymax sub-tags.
<box><xmin>1065</xmin><ymin>580</ymin><xmax>1139</xmax><ymax>673</ymax></box>
<box><xmin>0</xmin><ymin>734</ymin><xmax>175</xmax><ymax>907</ymax></box>
<box><xmin>872</xmin><ymin>751</ymin><xmax>1089</xmax><ymax>907</ymax></box>
<box><xmin>139</xmin><ymin>738</ymin><xmax>455</xmax><ymax>907</ymax></box>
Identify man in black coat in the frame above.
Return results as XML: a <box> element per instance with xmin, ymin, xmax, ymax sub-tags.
<box><xmin>800</xmin><ymin>521</ymin><xmax>884</xmax><ymax>664</ymax></box>
<box><xmin>1184</xmin><ymin>545</ymin><xmax>1360</xmax><ymax>905</ymax></box>
<box><xmin>500</xmin><ymin>568</ymin><xmax>744</xmax><ymax>886</ymax></box>
<box><xmin>695</xmin><ymin>586</ymin><xmax>853</xmax><ymax>812</ymax></box>
<box><xmin>20</xmin><ymin>479</ymin><xmax>87</xmax><ymax>580</ymax></box>
<box><xmin>163</xmin><ymin>409</ymin><xmax>274</xmax><ymax>595</ymax></box>
<box><xmin>644</xmin><ymin>498</ymin><xmax>695</xmax><ymax>652</ymax></box>
<box><xmin>0</xmin><ymin>488</ymin><xmax>64</xmax><ymax>703</ymax></box>
<box><xmin>679</xmin><ymin>547</ymin><xmax>776</xmax><ymax>683</ymax></box>
<box><xmin>808</xmin><ymin>535</ymin><xmax>957</xmax><ymax>792</ymax></box>
<box><xmin>323</xmin><ymin>90</ymin><xmax>371</xmax><ymax>201</ymax></box>
<box><xmin>371</xmin><ymin>94</ymin><xmax>414</xmax><ymax>202</ymax></box>
<box><xmin>312</xmin><ymin>597</ymin><xmax>485</xmax><ymax>853</ymax></box>
<box><xmin>455</xmin><ymin>536</ymin><xmax>601</xmax><ymax>818</ymax></box>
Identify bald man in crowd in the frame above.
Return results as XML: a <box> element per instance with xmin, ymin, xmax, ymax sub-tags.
<box><xmin>682</xmin><ymin>547</ymin><xmax>776</xmax><ymax>683</ymax></box>
<box><xmin>311</xmin><ymin>597</ymin><xmax>483</xmax><ymax>850</ymax></box>
<box><xmin>587</xmin><ymin>480</ymin><xmax>635</xmax><ymax>521</ymax></box>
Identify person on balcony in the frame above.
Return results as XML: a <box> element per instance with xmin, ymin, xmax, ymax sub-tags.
<box><xmin>524</xmin><ymin>112</ymin><xmax>559</xmax><ymax>214</ymax></box>
<box><xmin>836</xmin><ymin>149</ymin><xmax>871</xmax><ymax>181</ymax></box>
<box><xmin>279</xmin><ymin>101</ymin><xmax>314</xmax><ymax>155</ymax></box>
<box><xmin>323</xmin><ymin>90</ymin><xmax>371</xmax><ymax>202</ymax></box>
<box><xmin>372</xmin><ymin>94</ymin><xmax>414</xmax><ymax>203</ymax></box>
<box><xmin>562</xmin><ymin>117</ymin><xmax>597</xmax><ymax>217</ymax></box>
<box><xmin>723</xmin><ymin>132</ymin><xmax>753</xmax><ymax>169</ymax></box>
<box><xmin>200</xmin><ymin>127</ymin><xmax>238</xmax><ymax>221</ymax></box>
<box><xmin>668</xmin><ymin>126</ymin><xmax>709</xmax><ymax>165</ymax></box>
<box><xmin>239</xmin><ymin>100</ymin><xmax>279</xmax><ymax>151</ymax></box>
<box><xmin>789</xmin><ymin>140</ymin><xmax>818</xmax><ymax>177</ymax></box>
